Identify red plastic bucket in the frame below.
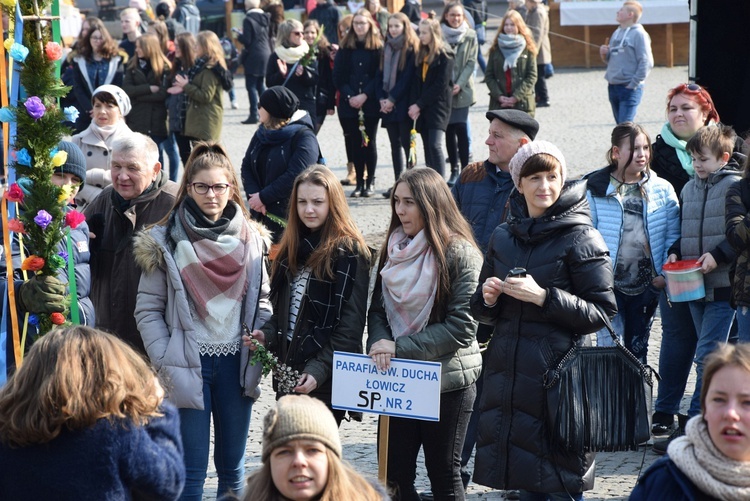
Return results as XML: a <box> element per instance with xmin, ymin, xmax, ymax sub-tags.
<box><xmin>662</xmin><ymin>260</ymin><xmax>705</xmax><ymax>302</ymax></box>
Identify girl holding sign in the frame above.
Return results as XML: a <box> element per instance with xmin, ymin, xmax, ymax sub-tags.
<box><xmin>245</xmin><ymin>165</ymin><xmax>372</xmax><ymax>425</ymax></box>
<box><xmin>367</xmin><ymin>167</ymin><xmax>483</xmax><ymax>500</ymax></box>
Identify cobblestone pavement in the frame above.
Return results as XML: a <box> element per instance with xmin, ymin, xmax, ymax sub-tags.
<box><xmin>198</xmin><ymin>63</ymin><xmax>696</xmax><ymax>499</ymax></box>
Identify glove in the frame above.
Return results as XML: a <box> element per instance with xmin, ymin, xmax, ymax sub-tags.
<box><xmin>18</xmin><ymin>275</ymin><xmax>66</xmax><ymax>314</ymax></box>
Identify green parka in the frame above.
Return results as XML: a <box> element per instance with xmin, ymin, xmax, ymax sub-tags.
<box><xmin>485</xmin><ymin>46</ymin><xmax>537</xmax><ymax>117</ymax></box>
<box><xmin>183</xmin><ymin>65</ymin><xmax>223</xmax><ymax>141</ymax></box>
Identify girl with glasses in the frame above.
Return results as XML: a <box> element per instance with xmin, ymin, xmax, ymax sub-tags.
<box><xmin>244</xmin><ymin>165</ymin><xmax>372</xmax><ymax>424</ymax></box>
<box><xmin>134</xmin><ymin>142</ymin><xmax>273</xmax><ymax>500</ymax></box>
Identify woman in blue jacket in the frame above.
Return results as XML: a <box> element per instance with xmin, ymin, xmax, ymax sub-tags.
<box><xmin>585</xmin><ymin>122</ymin><xmax>680</xmax><ymax>363</ymax></box>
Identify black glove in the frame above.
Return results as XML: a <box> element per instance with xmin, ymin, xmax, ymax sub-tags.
<box><xmin>18</xmin><ymin>275</ymin><xmax>66</xmax><ymax>314</ymax></box>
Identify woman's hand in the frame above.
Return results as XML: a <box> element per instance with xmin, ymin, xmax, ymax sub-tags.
<box><xmin>173</xmin><ymin>74</ymin><xmax>188</xmax><ymax>88</ymax></box>
<box><xmin>667</xmin><ymin>253</ymin><xmax>678</xmax><ymax>264</ymax></box>
<box><xmin>330</xmin><ymin>44</ymin><xmax>339</xmax><ymax>59</ymax></box>
<box><xmin>242</xmin><ymin>329</ymin><xmax>266</xmax><ymax>350</ymax></box>
<box><xmin>247</xmin><ymin>192</ymin><xmax>266</xmax><ymax>215</ymax></box>
<box><xmin>277</xmin><ymin>58</ymin><xmax>288</xmax><ymax>76</ymax></box>
<box><xmin>504</xmin><ymin>275</ymin><xmax>547</xmax><ymax>307</ymax></box>
<box><xmin>652</xmin><ymin>275</ymin><xmax>667</xmax><ymax>289</ymax></box>
<box><xmin>369</xmin><ymin>339</ymin><xmax>396</xmax><ymax>371</ymax></box>
<box><xmin>349</xmin><ymin>93</ymin><xmax>367</xmax><ymax>109</ymax></box>
<box><xmin>294</xmin><ymin>64</ymin><xmax>304</xmax><ymax>76</ymax></box>
<box><xmin>452</xmin><ymin>84</ymin><xmax>461</xmax><ymax>96</ymax></box>
<box><xmin>167</xmin><ymin>86</ymin><xmax>183</xmax><ymax>95</ymax></box>
<box><xmin>698</xmin><ymin>252</ymin><xmax>717</xmax><ymax>273</ymax></box>
<box><xmin>482</xmin><ymin>276</ymin><xmax>505</xmax><ymax>306</ymax></box>
<box><xmin>294</xmin><ymin>373</ymin><xmax>318</xmax><ymax>393</ymax></box>
<box><xmin>408</xmin><ymin>104</ymin><xmax>420</xmax><ymax>120</ymax></box>
<box><xmin>150</xmin><ymin>85</ymin><xmax>159</xmax><ymax>93</ymax></box>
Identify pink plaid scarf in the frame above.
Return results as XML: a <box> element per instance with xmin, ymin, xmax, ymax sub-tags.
<box><xmin>380</xmin><ymin>227</ymin><xmax>438</xmax><ymax>338</ymax></box>
<box><xmin>172</xmin><ymin>200</ymin><xmax>251</xmax><ymax>322</ymax></box>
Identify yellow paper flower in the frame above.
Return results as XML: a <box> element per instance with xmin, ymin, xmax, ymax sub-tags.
<box><xmin>0</xmin><ymin>0</ymin><xmax>16</xmax><ymax>8</ymax></box>
<box><xmin>3</xmin><ymin>39</ymin><xmax>13</xmax><ymax>51</ymax></box>
<box><xmin>51</xmin><ymin>150</ymin><xmax>68</xmax><ymax>167</ymax></box>
<box><xmin>57</xmin><ymin>184</ymin><xmax>73</xmax><ymax>203</ymax></box>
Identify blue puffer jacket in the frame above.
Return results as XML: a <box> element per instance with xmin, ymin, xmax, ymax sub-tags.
<box><xmin>451</xmin><ymin>160</ymin><xmax>515</xmax><ymax>252</ymax></box>
<box><xmin>584</xmin><ymin>166</ymin><xmax>680</xmax><ymax>276</ymax></box>
<box><xmin>630</xmin><ymin>456</ymin><xmax>719</xmax><ymax>500</ymax></box>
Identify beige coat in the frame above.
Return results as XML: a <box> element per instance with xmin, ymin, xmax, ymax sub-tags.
<box><xmin>524</xmin><ymin>4</ymin><xmax>551</xmax><ymax>65</ymax></box>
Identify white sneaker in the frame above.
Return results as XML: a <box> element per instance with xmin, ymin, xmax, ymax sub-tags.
<box><xmin>230</xmin><ymin>100</ymin><xmax>239</xmax><ymax>110</ymax></box>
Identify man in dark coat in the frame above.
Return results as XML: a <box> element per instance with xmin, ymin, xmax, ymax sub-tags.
<box><xmin>308</xmin><ymin>0</ymin><xmax>342</xmax><ymax>45</ymax></box>
<box><xmin>83</xmin><ymin>133</ymin><xmax>178</xmax><ymax>355</ymax></box>
<box><xmin>238</xmin><ymin>0</ymin><xmax>271</xmax><ymax>124</ymax></box>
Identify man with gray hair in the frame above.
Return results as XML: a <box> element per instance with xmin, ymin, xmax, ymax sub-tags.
<box><xmin>83</xmin><ymin>133</ymin><xmax>178</xmax><ymax>354</ymax></box>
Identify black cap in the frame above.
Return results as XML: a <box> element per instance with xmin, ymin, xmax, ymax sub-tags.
<box><xmin>485</xmin><ymin>109</ymin><xmax>539</xmax><ymax>140</ymax></box>
<box><xmin>56</xmin><ymin>141</ymin><xmax>87</xmax><ymax>186</ymax></box>
<box><xmin>260</xmin><ymin>86</ymin><xmax>300</xmax><ymax>120</ymax></box>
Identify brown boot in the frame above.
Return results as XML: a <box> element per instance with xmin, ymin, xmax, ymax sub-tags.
<box><xmin>341</xmin><ymin>162</ymin><xmax>356</xmax><ymax>185</ymax></box>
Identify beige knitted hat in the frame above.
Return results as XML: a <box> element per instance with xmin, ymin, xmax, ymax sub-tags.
<box><xmin>261</xmin><ymin>395</ymin><xmax>342</xmax><ymax>461</ymax></box>
<box><xmin>508</xmin><ymin>140</ymin><xmax>567</xmax><ymax>189</ymax></box>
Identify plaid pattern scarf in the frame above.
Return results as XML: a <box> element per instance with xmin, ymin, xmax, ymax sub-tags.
<box><xmin>171</xmin><ymin>199</ymin><xmax>251</xmax><ymax>322</ymax></box>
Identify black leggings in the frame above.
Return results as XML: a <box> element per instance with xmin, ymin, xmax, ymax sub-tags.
<box><xmin>340</xmin><ymin>115</ymin><xmax>379</xmax><ymax>185</ymax></box>
<box><xmin>446</xmin><ymin>122</ymin><xmax>470</xmax><ymax>171</ymax></box>
<box><xmin>175</xmin><ymin>134</ymin><xmax>196</xmax><ymax>167</ymax></box>
<box><xmin>385</xmin><ymin>119</ymin><xmax>412</xmax><ymax>180</ymax></box>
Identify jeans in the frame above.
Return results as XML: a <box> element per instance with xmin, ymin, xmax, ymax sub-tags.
<box><xmin>446</xmin><ymin>121</ymin><xmax>470</xmax><ymax>172</ymax></box>
<box><xmin>160</xmin><ymin>133</ymin><xmax>182</xmax><ymax>183</ymax></box>
<box><xmin>179</xmin><ymin>353</ymin><xmax>254</xmax><ymax>500</ymax></box>
<box><xmin>341</xmin><ymin>115</ymin><xmax>379</xmax><ymax>186</ymax></box>
<box><xmin>421</xmin><ymin>128</ymin><xmax>446</xmax><ymax>177</ymax></box>
<box><xmin>383</xmin><ymin>384</ymin><xmax>476</xmax><ymax>501</ymax></box>
<box><xmin>245</xmin><ymin>75</ymin><xmax>265</xmax><ymax>119</ymax></box>
<box><xmin>654</xmin><ymin>292</ymin><xmax>698</xmax><ymax>415</ymax></box>
<box><xmin>607</xmin><ymin>84</ymin><xmax>644</xmax><ymax>124</ymax></box>
<box><xmin>687</xmin><ymin>300</ymin><xmax>735</xmax><ymax>416</ymax></box>
<box><xmin>736</xmin><ymin>305</ymin><xmax>750</xmax><ymax>343</ymax></box>
<box><xmin>385</xmin><ymin>119</ymin><xmax>412</xmax><ymax>180</ymax></box>
<box><xmin>596</xmin><ymin>287</ymin><xmax>660</xmax><ymax>363</ymax></box>
<box><xmin>519</xmin><ymin>490</ymin><xmax>583</xmax><ymax>501</ymax></box>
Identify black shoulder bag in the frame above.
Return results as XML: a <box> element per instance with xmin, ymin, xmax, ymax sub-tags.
<box><xmin>544</xmin><ymin>309</ymin><xmax>657</xmax><ymax>452</ymax></box>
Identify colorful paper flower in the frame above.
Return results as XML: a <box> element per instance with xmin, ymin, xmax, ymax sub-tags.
<box><xmin>0</xmin><ymin>107</ymin><xmax>14</xmax><ymax>122</ymax></box>
<box><xmin>7</xmin><ymin>218</ymin><xmax>25</xmax><ymax>233</ymax></box>
<box><xmin>63</xmin><ymin>106</ymin><xmax>80</xmax><ymax>123</ymax></box>
<box><xmin>15</xmin><ymin>148</ymin><xmax>31</xmax><ymax>166</ymax></box>
<box><xmin>44</xmin><ymin>42</ymin><xmax>63</xmax><ymax>61</ymax></box>
<box><xmin>58</xmin><ymin>184</ymin><xmax>74</xmax><ymax>203</ymax></box>
<box><xmin>58</xmin><ymin>250</ymin><xmax>69</xmax><ymax>263</ymax></box>
<box><xmin>21</xmin><ymin>255</ymin><xmax>45</xmax><ymax>271</ymax></box>
<box><xmin>65</xmin><ymin>210</ymin><xmax>86</xmax><ymax>229</ymax></box>
<box><xmin>49</xmin><ymin>254</ymin><xmax>66</xmax><ymax>269</ymax></box>
<box><xmin>24</xmin><ymin>97</ymin><xmax>46</xmax><ymax>120</ymax></box>
<box><xmin>16</xmin><ymin>178</ymin><xmax>34</xmax><ymax>196</ymax></box>
<box><xmin>51</xmin><ymin>150</ymin><xmax>68</xmax><ymax>167</ymax></box>
<box><xmin>34</xmin><ymin>210</ymin><xmax>53</xmax><ymax>229</ymax></box>
<box><xmin>50</xmin><ymin>312</ymin><xmax>66</xmax><ymax>325</ymax></box>
<box><xmin>27</xmin><ymin>314</ymin><xmax>39</xmax><ymax>326</ymax></box>
<box><xmin>4</xmin><ymin>183</ymin><xmax>24</xmax><ymax>203</ymax></box>
<box><xmin>9</xmin><ymin>43</ymin><xmax>28</xmax><ymax>63</ymax></box>
<box><xmin>0</xmin><ymin>0</ymin><xmax>14</xmax><ymax>8</ymax></box>
<box><xmin>2</xmin><ymin>39</ymin><xmax>11</xmax><ymax>51</ymax></box>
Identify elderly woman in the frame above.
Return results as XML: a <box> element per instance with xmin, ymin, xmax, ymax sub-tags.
<box><xmin>471</xmin><ymin>141</ymin><xmax>616</xmax><ymax>500</ymax></box>
<box><xmin>241</xmin><ymin>86</ymin><xmax>321</xmax><ymax>244</ymax></box>
<box><xmin>71</xmin><ymin>85</ymin><xmax>133</xmax><ymax>207</ymax></box>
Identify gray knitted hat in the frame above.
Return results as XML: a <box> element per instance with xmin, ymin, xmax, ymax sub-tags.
<box><xmin>508</xmin><ymin>140</ymin><xmax>567</xmax><ymax>189</ymax></box>
<box><xmin>261</xmin><ymin>395</ymin><xmax>342</xmax><ymax>461</ymax></box>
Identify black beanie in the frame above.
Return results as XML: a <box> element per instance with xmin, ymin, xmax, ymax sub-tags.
<box><xmin>56</xmin><ymin>141</ymin><xmax>87</xmax><ymax>186</ymax></box>
<box><xmin>259</xmin><ymin>86</ymin><xmax>299</xmax><ymax>120</ymax></box>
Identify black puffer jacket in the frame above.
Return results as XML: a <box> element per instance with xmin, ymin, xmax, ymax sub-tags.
<box><xmin>470</xmin><ymin>180</ymin><xmax>616</xmax><ymax>494</ymax></box>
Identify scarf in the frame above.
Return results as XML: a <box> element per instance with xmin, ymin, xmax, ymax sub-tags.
<box><xmin>496</xmin><ymin>34</ymin><xmax>526</xmax><ymax>71</ymax></box>
<box><xmin>274</xmin><ymin>41</ymin><xmax>309</xmax><ymax>64</ymax></box>
<box><xmin>441</xmin><ymin>21</ymin><xmax>468</xmax><ymax>46</ymax></box>
<box><xmin>187</xmin><ymin>56</ymin><xmax>207</xmax><ymax>83</ymax></box>
<box><xmin>89</xmin><ymin>119</ymin><xmax>128</xmax><ymax>144</ymax></box>
<box><xmin>380</xmin><ymin>227</ymin><xmax>438</xmax><ymax>338</ymax></box>
<box><xmin>660</xmin><ymin>122</ymin><xmax>695</xmax><ymax>177</ymax></box>
<box><xmin>382</xmin><ymin>33</ymin><xmax>405</xmax><ymax>93</ymax></box>
<box><xmin>668</xmin><ymin>416</ymin><xmax>750</xmax><ymax>500</ymax></box>
<box><xmin>170</xmin><ymin>199</ymin><xmax>252</xmax><ymax>322</ymax></box>
<box><xmin>271</xmin><ymin>231</ymin><xmax>361</xmax><ymax>365</ymax></box>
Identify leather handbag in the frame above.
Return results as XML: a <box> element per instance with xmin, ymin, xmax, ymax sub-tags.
<box><xmin>543</xmin><ymin>309</ymin><xmax>657</xmax><ymax>452</ymax></box>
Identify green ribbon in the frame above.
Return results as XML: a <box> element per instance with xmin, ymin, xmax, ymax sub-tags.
<box><xmin>65</xmin><ymin>229</ymin><xmax>80</xmax><ymax>324</ymax></box>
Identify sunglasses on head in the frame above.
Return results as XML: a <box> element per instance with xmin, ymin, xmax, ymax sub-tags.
<box><xmin>681</xmin><ymin>83</ymin><xmax>703</xmax><ymax>93</ymax></box>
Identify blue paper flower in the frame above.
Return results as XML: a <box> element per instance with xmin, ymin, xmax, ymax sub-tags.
<box><xmin>9</xmin><ymin>43</ymin><xmax>28</xmax><ymax>63</ymax></box>
<box><xmin>0</xmin><ymin>107</ymin><xmax>14</xmax><ymax>122</ymax></box>
<box><xmin>28</xmin><ymin>314</ymin><xmax>39</xmax><ymax>326</ymax></box>
<box><xmin>63</xmin><ymin>106</ymin><xmax>80</xmax><ymax>123</ymax></box>
<box><xmin>58</xmin><ymin>250</ymin><xmax>69</xmax><ymax>263</ymax></box>
<box><xmin>16</xmin><ymin>177</ymin><xmax>33</xmax><ymax>196</ymax></box>
<box><xmin>34</xmin><ymin>210</ymin><xmax>53</xmax><ymax>229</ymax></box>
<box><xmin>49</xmin><ymin>147</ymin><xmax>58</xmax><ymax>158</ymax></box>
<box><xmin>15</xmin><ymin>148</ymin><xmax>31</xmax><ymax>166</ymax></box>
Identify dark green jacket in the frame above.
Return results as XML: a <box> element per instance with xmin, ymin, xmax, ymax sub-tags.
<box><xmin>183</xmin><ymin>66</ymin><xmax>223</xmax><ymax>141</ymax></box>
<box><xmin>485</xmin><ymin>47</ymin><xmax>537</xmax><ymax>116</ymax></box>
<box><xmin>122</xmin><ymin>62</ymin><xmax>170</xmax><ymax>138</ymax></box>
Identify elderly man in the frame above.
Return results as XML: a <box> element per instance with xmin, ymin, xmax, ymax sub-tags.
<box><xmin>83</xmin><ymin>133</ymin><xmax>178</xmax><ymax>354</ymax></box>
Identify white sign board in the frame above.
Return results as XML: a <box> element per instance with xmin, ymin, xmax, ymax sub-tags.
<box><xmin>331</xmin><ymin>352</ymin><xmax>441</xmax><ymax>421</ymax></box>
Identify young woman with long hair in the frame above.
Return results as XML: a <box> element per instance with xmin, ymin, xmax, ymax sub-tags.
<box><xmin>167</xmin><ymin>31</ymin><xmax>231</xmax><ymax>162</ymax></box>
<box><xmin>134</xmin><ymin>142</ymin><xmax>272</xmax><ymax>500</ymax></box>
<box><xmin>408</xmin><ymin>16</ymin><xmax>454</xmax><ymax>178</ymax></box>
<box><xmin>244</xmin><ymin>165</ymin><xmax>371</xmax><ymax>423</ymax></box>
<box><xmin>368</xmin><ymin>167</ymin><xmax>482</xmax><ymax>499</ymax></box>
<box><xmin>485</xmin><ymin>10</ymin><xmax>537</xmax><ymax>116</ymax></box>
<box><xmin>0</xmin><ymin>326</ymin><xmax>185</xmax><ymax>499</ymax></box>
<box><xmin>166</xmin><ymin>31</ymin><xmax>196</xmax><ymax>178</ymax></box>
<box><xmin>441</xmin><ymin>2</ymin><xmax>477</xmax><ymax>186</ymax></box>
<box><xmin>304</xmin><ymin>19</ymin><xmax>335</xmax><ymax>133</ymax></box>
<box><xmin>123</xmin><ymin>34</ymin><xmax>172</xmax><ymax>158</ymax></box>
<box><xmin>379</xmin><ymin>12</ymin><xmax>419</xmax><ymax>198</ymax></box>
<box><xmin>333</xmin><ymin>9</ymin><xmax>384</xmax><ymax>197</ymax></box>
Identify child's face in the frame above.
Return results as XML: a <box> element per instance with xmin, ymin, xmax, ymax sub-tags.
<box><xmin>616</xmin><ymin>5</ymin><xmax>634</xmax><ymax>24</ymax></box>
<box><xmin>613</xmin><ymin>133</ymin><xmax>650</xmax><ymax>176</ymax></box>
<box><xmin>51</xmin><ymin>172</ymin><xmax>82</xmax><ymax>202</ymax></box>
<box><xmin>270</xmin><ymin>439</ymin><xmax>329</xmax><ymax>501</ymax></box>
<box><xmin>121</xmin><ymin>14</ymin><xmax>139</xmax><ymax>35</ymax></box>
<box><xmin>691</xmin><ymin>147</ymin><xmax>728</xmax><ymax>179</ymax></box>
<box><xmin>703</xmin><ymin>365</ymin><xmax>750</xmax><ymax>462</ymax></box>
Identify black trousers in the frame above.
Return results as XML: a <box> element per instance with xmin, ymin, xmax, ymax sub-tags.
<box><xmin>340</xmin><ymin>115</ymin><xmax>379</xmax><ymax>186</ymax></box>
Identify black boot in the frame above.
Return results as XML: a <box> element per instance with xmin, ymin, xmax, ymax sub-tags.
<box><xmin>242</xmin><ymin>115</ymin><xmax>259</xmax><ymax>125</ymax></box>
<box><xmin>447</xmin><ymin>167</ymin><xmax>460</xmax><ymax>187</ymax></box>
<box><xmin>653</xmin><ymin>413</ymin><xmax>689</xmax><ymax>455</ymax></box>
<box><xmin>363</xmin><ymin>178</ymin><xmax>375</xmax><ymax>197</ymax></box>
<box><xmin>350</xmin><ymin>183</ymin><xmax>364</xmax><ymax>198</ymax></box>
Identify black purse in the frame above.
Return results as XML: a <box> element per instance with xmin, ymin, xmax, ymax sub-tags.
<box><xmin>543</xmin><ymin>310</ymin><xmax>657</xmax><ymax>452</ymax></box>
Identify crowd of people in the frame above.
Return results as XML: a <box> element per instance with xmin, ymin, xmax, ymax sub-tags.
<box><xmin>4</xmin><ymin>0</ymin><xmax>750</xmax><ymax>500</ymax></box>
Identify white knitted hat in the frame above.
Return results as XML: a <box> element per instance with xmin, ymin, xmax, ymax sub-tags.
<box><xmin>508</xmin><ymin>140</ymin><xmax>567</xmax><ymax>189</ymax></box>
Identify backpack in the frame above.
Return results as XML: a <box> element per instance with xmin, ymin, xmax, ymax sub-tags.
<box><xmin>220</xmin><ymin>37</ymin><xmax>239</xmax><ymax>73</ymax></box>
<box><xmin>176</xmin><ymin>2</ymin><xmax>200</xmax><ymax>35</ymax></box>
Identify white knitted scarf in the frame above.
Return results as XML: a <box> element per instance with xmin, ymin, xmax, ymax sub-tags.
<box><xmin>668</xmin><ymin>415</ymin><xmax>750</xmax><ymax>500</ymax></box>
<box><xmin>274</xmin><ymin>41</ymin><xmax>310</xmax><ymax>64</ymax></box>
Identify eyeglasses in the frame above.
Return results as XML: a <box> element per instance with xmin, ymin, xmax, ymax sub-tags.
<box><xmin>190</xmin><ymin>183</ymin><xmax>231</xmax><ymax>195</ymax></box>
<box><xmin>353</xmin><ymin>21</ymin><xmax>369</xmax><ymax>26</ymax></box>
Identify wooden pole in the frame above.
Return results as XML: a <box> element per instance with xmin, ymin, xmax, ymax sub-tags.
<box><xmin>378</xmin><ymin>415</ymin><xmax>390</xmax><ymax>485</ymax></box>
<box><xmin>665</xmin><ymin>24</ymin><xmax>674</xmax><ymax>68</ymax></box>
